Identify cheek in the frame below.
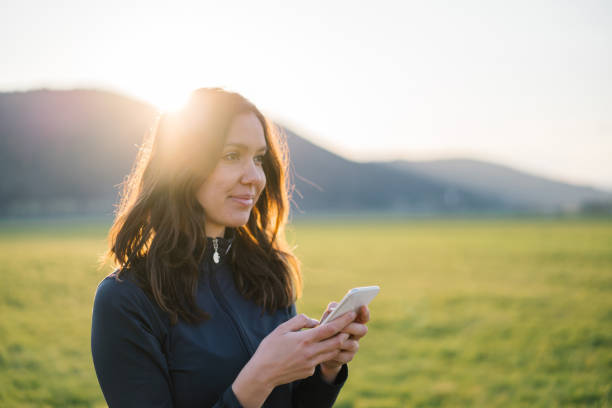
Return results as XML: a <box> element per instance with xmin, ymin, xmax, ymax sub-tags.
<box><xmin>257</xmin><ymin>171</ymin><xmax>267</xmax><ymax>194</ymax></box>
<box><xmin>197</xmin><ymin>180</ymin><xmax>222</xmax><ymax>208</ymax></box>
<box><xmin>195</xmin><ymin>184</ymin><xmax>210</xmax><ymax>209</ymax></box>
<box><xmin>201</xmin><ymin>169</ymin><xmax>230</xmax><ymax>194</ymax></box>
<box><xmin>196</xmin><ymin>169</ymin><xmax>238</xmax><ymax>208</ymax></box>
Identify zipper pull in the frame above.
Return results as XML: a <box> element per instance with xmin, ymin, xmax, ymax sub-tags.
<box><xmin>212</xmin><ymin>238</ymin><xmax>220</xmax><ymax>264</ymax></box>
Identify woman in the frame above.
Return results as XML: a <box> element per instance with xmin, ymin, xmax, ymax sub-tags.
<box><xmin>91</xmin><ymin>88</ymin><xmax>370</xmax><ymax>408</ymax></box>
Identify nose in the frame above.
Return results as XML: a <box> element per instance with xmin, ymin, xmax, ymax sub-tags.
<box><xmin>240</xmin><ymin>159</ymin><xmax>265</xmax><ymax>186</ymax></box>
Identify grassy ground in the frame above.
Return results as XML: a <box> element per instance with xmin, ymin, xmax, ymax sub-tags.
<box><xmin>0</xmin><ymin>217</ymin><xmax>611</xmax><ymax>407</ymax></box>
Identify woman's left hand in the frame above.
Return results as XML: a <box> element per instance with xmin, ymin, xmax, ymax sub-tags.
<box><xmin>317</xmin><ymin>303</ymin><xmax>370</xmax><ymax>376</ymax></box>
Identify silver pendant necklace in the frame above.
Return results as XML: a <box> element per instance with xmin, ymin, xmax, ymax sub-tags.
<box><xmin>212</xmin><ymin>238</ymin><xmax>232</xmax><ymax>264</ymax></box>
<box><xmin>212</xmin><ymin>238</ymin><xmax>220</xmax><ymax>263</ymax></box>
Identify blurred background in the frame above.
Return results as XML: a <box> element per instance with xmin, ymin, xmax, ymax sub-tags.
<box><xmin>0</xmin><ymin>1</ymin><xmax>610</xmax><ymax>407</ymax></box>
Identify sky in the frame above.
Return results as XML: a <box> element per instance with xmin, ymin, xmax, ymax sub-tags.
<box><xmin>1</xmin><ymin>0</ymin><xmax>611</xmax><ymax>190</ymax></box>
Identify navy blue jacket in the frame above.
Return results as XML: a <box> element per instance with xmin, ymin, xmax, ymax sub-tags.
<box><xmin>91</xmin><ymin>234</ymin><xmax>348</xmax><ymax>407</ymax></box>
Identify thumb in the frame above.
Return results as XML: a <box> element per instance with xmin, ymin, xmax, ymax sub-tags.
<box><xmin>321</xmin><ymin>301</ymin><xmax>339</xmax><ymax>322</ymax></box>
<box><xmin>278</xmin><ymin>314</ymin><xmax>319</xmax><ymax>333</ymax></box>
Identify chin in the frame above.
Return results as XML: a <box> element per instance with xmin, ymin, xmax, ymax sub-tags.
<box><xmin>225</xmin><ymin>213</ymin><xmax>252</xmax><ymax>228</ymax></box>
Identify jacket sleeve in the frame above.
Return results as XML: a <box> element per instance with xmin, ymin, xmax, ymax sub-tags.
<box><xmin>91</xmin><ymin>276</ymin><xmax>244</xmax><ymax>408</ymax></box>
<box><xmin>287</xmin><ymin>303</ymin><xmax>349</xmax><ymax>408</ymax></box>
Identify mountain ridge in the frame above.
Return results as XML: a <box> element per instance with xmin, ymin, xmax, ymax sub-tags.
<box><xmin>1</xmin><ymin>89</ymin><xmax>609</xmax><ymax>216</ymax></box>
<box><xmin>385</xmin><ymin>158</ymin><xmax>611</xmax><ymax>211</ymax></box>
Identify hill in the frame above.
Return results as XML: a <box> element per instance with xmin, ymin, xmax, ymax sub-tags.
<box><xmin>1</xmin><ymin>89</ymin><xmax>608</xmax><ymax>217</ymax></box>
<box><xmin>385</xmin><ymin>159</ymin><xmax>612</xmax><ymax>212</ymax></box>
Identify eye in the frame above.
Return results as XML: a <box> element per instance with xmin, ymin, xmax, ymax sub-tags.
<box><xmin>223</xmin><ymin>152</ymin><xmax>239</xmax><ymax>161</ymax></box>
<box><xmin>254</xmin><ymin>154</ymin><xmax>265</xmax><ymax>165</ymax></box>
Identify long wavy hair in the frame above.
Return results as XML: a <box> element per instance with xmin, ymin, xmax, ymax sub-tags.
<box><xmin>101</xmin><ymin>87</ymin><xmax>302</xmax><ymax>325</ymax></box>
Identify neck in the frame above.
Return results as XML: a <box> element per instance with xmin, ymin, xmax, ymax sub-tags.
<box><xmin>205</xmin><ymin>226</ymin><xmax>226</xmax><ymax>239</ymax></box>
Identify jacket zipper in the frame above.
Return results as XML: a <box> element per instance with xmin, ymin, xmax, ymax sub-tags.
<box><xmin>207</xmin><ymin>256</ymin><xmax>255</xmax><ymax>356</ymax></box>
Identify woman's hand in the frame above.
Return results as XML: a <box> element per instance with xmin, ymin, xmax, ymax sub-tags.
<box><xmin>242</xmin><ymin>310</ymin><xmax>358</xmax><ymax>388</ymax></box>
<box><xmin>318</xmin><ymin>302</ymin><xmax>370</xmax><ymax>381</ymax></box>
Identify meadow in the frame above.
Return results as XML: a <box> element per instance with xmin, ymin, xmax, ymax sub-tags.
<box><xmin>0</xmin><ymin>217</ymin><xmax>610</xmax><ymax>407</ymax></box>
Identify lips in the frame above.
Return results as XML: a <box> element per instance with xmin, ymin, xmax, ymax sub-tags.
<box><xmin>230</xmin><ymin>195</ymin><xmax>255</xmax><ymax>206</ymax></box>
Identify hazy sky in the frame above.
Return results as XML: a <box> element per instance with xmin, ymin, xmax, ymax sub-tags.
<box><xmin>2</xmin><ymin>0</ymin><xmax>611</xmax><ymax>189</ymax></box>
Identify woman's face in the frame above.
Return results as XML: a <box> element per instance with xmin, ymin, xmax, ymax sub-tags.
<box><xmin>196</xmin><ymin>112</ymin><xmax>267</xmax><ymax>237</ymax></box>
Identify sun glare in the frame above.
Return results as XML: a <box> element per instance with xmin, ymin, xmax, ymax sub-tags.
<box><xmin>147</xmin><ymin>89</ymin><xmax>191</xmax><ymax>113</ymax></box>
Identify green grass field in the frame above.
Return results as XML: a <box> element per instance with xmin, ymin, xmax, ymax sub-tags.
<box><xmin>1</xmin><ymin>217</ymin><xmax>611</xmax><ymax>407</ymax></box>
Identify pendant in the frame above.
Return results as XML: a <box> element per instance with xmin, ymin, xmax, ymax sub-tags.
<box><xmin>212</xmin><ymin>238</ymin><xmax>220</xmax><ymax>264</ymax></box>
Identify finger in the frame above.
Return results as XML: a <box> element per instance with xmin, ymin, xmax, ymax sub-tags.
<box><xmin>331</xmin><ymin>350</ymin><xmax>356</xmax><ymax>364</ymax></box>
<box><xmin>341</xmin><ymin>339</ymin><xmax>359</xmax><ymax>353</ymax></box>
<box><xmin>307</xmin><ymin>311</ymin><xmax>356</xmax><ymax>342</ymax></box>
<box><xmin>339</xmin><ymin>322</ymin><xmax>368</xmax><ymax>339</ymax></box>
<box><xmin>307</xmin><ymin>332</ymin><xmax>350</xmax><ymax>361</ymax></box>
<box><xmin>314</xmin><ymin>349</ymin><xmax>342</xmax><ymax>366</ymax></box>
<box><xmin>319</xmin><ymin>349</ymin><xmax>356</xmax><ymax>366</ymax></box>
<box><xmin>319</xmin><ymin>301</ymin><xmax>339</xmax><ymax>323</ymax></box>
<box><xmin>278</xmin><ymin>314</ymin><xmax>319</xmax><ymax>333</ymax></box>
<box><xmin>310</xmin><ymin>332</ymin><xmax>353</xmax><ymax>363</ymax></box>
<box><xmin>328</xmin><ymin>301</ymin><xmax>339</xmax><ymax>310</ymax></box>
<box><xmin>356</xmin><ymin>305</ymin><xmax>370</xmax><ymax>324</ymax></box>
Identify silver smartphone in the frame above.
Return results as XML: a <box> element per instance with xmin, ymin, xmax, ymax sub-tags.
<box><xmin>320</xmin><ymin>285</ymin><xmax>380</xmax><ymax>325</ymax></box>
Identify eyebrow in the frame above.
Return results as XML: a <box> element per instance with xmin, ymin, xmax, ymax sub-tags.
<box><xmin>224</xmin><ymin>143</ymin><xmax>268</xmax><ymax>152</ymax></box>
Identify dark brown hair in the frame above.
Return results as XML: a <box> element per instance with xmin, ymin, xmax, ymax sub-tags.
<box><xmin>101</xmin><ymin>87</ymin><xmax>302</xmax><ymax>325</ymax></box>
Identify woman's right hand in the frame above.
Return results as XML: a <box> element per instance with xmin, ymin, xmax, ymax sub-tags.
<box><xmin>250</xmin><ymin>311</ymin><xmax>356</xmax><ymax>387</ymax></box>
